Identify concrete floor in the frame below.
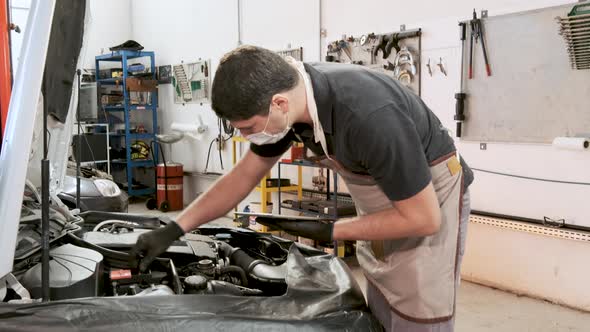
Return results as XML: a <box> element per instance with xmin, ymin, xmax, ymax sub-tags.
<box><xmin>128</xmin><ymin>202</ymin><xmax>590</xmax><ymax>332</ymax></box>
<box><xmin>455</xmin><ymin>282</ymin><xmax>590</xmax><ymax>332</ymax></box>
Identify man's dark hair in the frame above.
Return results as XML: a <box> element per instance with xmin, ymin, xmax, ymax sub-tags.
<box><xmin>211</xmin><ymin>45</ymin><xmax>299</xmax><ymax>121</ymax></box>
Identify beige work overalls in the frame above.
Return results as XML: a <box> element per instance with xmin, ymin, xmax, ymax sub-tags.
<box><xmin>310</xmin><ymin>152</ymin><xmax>464</xmax><ymax>332</ymax></box>
<box><xmin>290</xmin><ymin>57</ymin><xmax>466</xmax><ymax>331</ymax></box>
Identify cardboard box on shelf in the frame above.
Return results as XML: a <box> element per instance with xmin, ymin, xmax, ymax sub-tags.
<box><xmin>129</xmin><ymin>91</ymin><xmax>151</xmax><ymax>105</ymax></box>
<box><xmin>126</xmin><ymin>77</ymin><xmax>157</xmax><ymax>92</ymax></box>
<box><xmin>101</xmin><ymin>94</ymin><xmax>123</xmax><ymax>105</ymax></box>
<box><xmin>298</xmin><ymin>237</ymin><xmax>315</xmax><ymax>247</ymax></box>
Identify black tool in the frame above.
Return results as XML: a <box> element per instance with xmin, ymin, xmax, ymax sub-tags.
<box><xmin>477</xmin><ymin>13</ymin><xmax>492</xmax><ymax>77</ymax></box>
<box><xmin>455</xmin><ymin>22</ymin><xmax>467</xmax><ymax>137</ymax></box>
<box><xmin>468</xmin><ymin>14</ymin><xmax>475</xmax><ymax>79</ymax></box>
<box><xmin>234</xmin><ymin>211</ymin><xmax>336</xmax><ymax>222</ymax></box>
<box><xmin>373</xmin><ymin>33</ymin><xmax>401</xmax><ymax>60</ymax></box>
<box><xmin>469</xmin><ymin>9</ymin><xmax>492</xmax><ymax>79</ymax></box>
<box><xmin>383</xmin><ymin>61</ymin><xmax>396</xmax><ymax>71</ymax></box>
<box><xmin>384</xmin><ymin>33</ymin><xmax>401</xmax><ymax>57</ymax></box>
<box><xmin>373</xmin><ymin>35</ymin><xmax>389</xmax><ymax>58</ymax></box>
<box><xmin>454</xmin><ymin>93</ymin><xmax>466</xmax><ymax>137</ymax></box>
<box><xmin>42</xmin><ymin>74</ymin><xmax>51</xmax><ymax>302</ymax></box>
<box><xmin>76</xmin><ymin>70</ymin><xmax>81</xmax><ymax>209</ymax></box>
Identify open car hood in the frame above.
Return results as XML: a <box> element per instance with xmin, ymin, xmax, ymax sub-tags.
<box><xmin>0</xmin><ymin>0</ymin><xmax>56</xmax><ymax>279</ymax></box>
<box><xmin>0</xmin><ymin>0</ymin><xmax>87</xmax><ymax>278</ymax></box>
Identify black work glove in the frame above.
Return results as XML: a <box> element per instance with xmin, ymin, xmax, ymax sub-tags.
<box><xmin>256</xmin><ymin>218</ymin><xmax>333</xmax><ymax>243</ymax></box>
<box><xmin>129</xmin><ymin>221</ymin><xmax>185</xmax><ymax>272</ymax></box>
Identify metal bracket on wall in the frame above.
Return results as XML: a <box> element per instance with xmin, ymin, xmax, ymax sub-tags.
<box><xmin>277</xmin><ymin>47</ymin><xmax>304</xmax><ymax>61</ymax></box>
<box><xmin>470</xmin><ymin>215</ymin><xmax>590</xmax><ymax>243</ymax></box>
<box><xmin>400</xmin><ymin>24</ymin><xmax>406</xmax><ymax>31</ymax></box>
<box><xmin>326</xmin><ymin>28</ymin><xmax>422</xmax><ymax>96</ymax></box>
<box><xmin>480</xmin><ymin>143</ymin><xmax>487</xmax><ymax>150</ymax></box>
<box><xmin>481</xmin><ymin>10</ymin><xmax>488</xmax><ymax>18</ymax></box>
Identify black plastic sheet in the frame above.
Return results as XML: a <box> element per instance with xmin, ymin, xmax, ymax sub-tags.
<box><xmin>0</xmin><ymin>246</ymin><xmax>382</xmax><ymax>331</ymax></box>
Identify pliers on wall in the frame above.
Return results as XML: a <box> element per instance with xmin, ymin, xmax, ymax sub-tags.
<box><xmin>469</xmin><ymin>9</ymin><xmax>492</xmax><ymax>79</ymax></box>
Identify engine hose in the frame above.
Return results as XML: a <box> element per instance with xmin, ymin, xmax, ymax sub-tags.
<box><xmin>93</xmin><ymin>220</ymin><xmax>141</xmax><ymax>232</ymax></box>
<box><xmin>229</xmin><ymin>249</ymin><xmax>260</xmax><ymax>274</ymax></box>
<box><xmin>218</xmin><ymin>265</ymin><xmax>248</xmax><ymax>288</ymax></box>
<box><xmin>78</xmin><ymin>211</ymin><xmax>162</xmax><ymax>228</ymax></box>
<box><xmin>219</xmin><ymin>243</ymin><xmax>287</xmax><ymax>284</ymax></box>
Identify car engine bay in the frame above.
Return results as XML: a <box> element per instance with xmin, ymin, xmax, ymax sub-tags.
<box><xmin>1</xmin><ymin>203</ymin><xmax>381</xmax><ymax>331</ymax></box>
<box><xmin>5</xmin><ymin>211</ymin><xmax>298</xmax><ymax>302</ymax></box>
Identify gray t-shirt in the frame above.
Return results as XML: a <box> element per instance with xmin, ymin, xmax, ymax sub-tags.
<box><xmin>251</xmin><ymin>62</ymin><xmax>473</xmax><ymax>201</ymax></box>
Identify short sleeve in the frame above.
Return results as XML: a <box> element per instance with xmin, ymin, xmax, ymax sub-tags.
<box><xmin>347</xmin><ymin>106</ymin><xmax>431</xmax><ymax>201</ymax></box>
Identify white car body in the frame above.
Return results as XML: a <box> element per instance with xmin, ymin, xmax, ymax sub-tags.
<box><xmin>0</xmin><ymin>0</ymin><xmax>56</xmax><ymax>278</ymax></box>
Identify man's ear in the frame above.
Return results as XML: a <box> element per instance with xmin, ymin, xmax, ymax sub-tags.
<box><xmin>271</xmin><ymin>94</ymin><xmax>290</xmax><ymax>114</ymax></box>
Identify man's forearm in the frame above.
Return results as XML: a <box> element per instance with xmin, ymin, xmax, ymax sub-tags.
<box><xmin>175</xmin><ymin>151</ymin><xmax>278</xmax><ymax>232</ymax></box>
<box><xmin>174</xmin><ymin>172</ymin><xmax>255</xmax><ymax>232</ymax></box>
<box><xmin>332</xmin><ymin>182</ymin><xmax>441</xmax><ymax>241</ymax></box>
<box><xmin>332</xmin><ymin>207</ymin><xmax>439</xmax><ymax>241</ymax></box>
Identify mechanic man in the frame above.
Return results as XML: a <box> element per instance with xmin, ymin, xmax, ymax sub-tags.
<box><xmin>131</xmin><ymin>45</ymin><xmax>473</xmax><ymax>332</ymax></box>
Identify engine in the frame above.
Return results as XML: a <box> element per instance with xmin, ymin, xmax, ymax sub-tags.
<box><xmin>11</xmin><ymin>218</ymin><xmax>291</xmax><ymax>301</ymax></box>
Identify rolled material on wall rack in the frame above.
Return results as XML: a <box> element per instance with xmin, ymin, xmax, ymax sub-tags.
<box><xmin>170</xmin><ymin>122</ymin><xmax>207</xmax><ymax>141</ymax></box>
<box><xmin>552</xmin><ymin>137</ymin><xmax>589</xmax><ymax>150</ymax></box>
<box><xmin>157</xmin><ymin>120</ymin><xmax>208</xmax><ymax>144</ymax></box>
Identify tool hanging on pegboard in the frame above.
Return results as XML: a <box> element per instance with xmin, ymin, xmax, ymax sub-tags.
<box><xmin>556</xmin><ymin>3</ymin><xmax>590</xmax><ymax>70</ymax></box>
<box><xmin>454</xmin><ymin>22</ymin><xmax>467</xmax><ymax>138</ymax></box>
<box><xmin>392</xmin><ymin>47</ymin><xmax>417</xmax><ymax>85</ymax></box>
<box><xmin>325</xmin><ymin>28</ymin><xmax>422</xmax><ymax>95</ymax></box>
<box><xmin>437</xmin><ymin>58</ymin><xmax>447</xmax><ymax>76</ymax></box>
<box><xmin>469</xmin><ymin>9</ymin><xmax>492</xmax><ymax>79</ymax></box>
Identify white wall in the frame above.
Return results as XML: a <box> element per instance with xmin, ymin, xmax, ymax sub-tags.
<box><xmin>10</xmin><ymin>0</ymin><xmax>132</xmax><ymax>71</ymax></box>
<box><xmin>322</xmin><ymin>0</ymin><xmax>590</xmax><ymax>228</ymax></box>
<box><xmin>81</xmin><ymin>0</ymin><xmax>132</xmax><ymax>69</ymax></box>
<box><xmin>9</xmin><ymin>0</ymin><xmax>31</xmax><ymax>73</ymax></box>
<box><xmin>129</xmin><ymin>0</ymin><xmax>238</xmax><ymax>203</ymax></box>
<box><xmin>241</xmin><ymin>0</ymin><xmax>321</xmax><ymax>62</ymax></box>
<box><xmin>129</xmin><ymin>0</ymin><xmax>321</xmax><ymax>210</ymax></box>
<box><xmin>462</xmin><ymin>219</ymin><xmax>590</xmax><ymax>312</ymax></box>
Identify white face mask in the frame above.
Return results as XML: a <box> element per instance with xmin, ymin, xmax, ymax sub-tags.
<box><xmin>247</xmin><ymin>107</ymin><xmax>290</xmax><ymax>145</ymax></box>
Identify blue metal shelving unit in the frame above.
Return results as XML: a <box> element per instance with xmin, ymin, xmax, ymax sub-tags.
<box><xmin>95</xmin><ymin>50</ymin><xmax>158</xmax><ymax>197</ymax></box>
